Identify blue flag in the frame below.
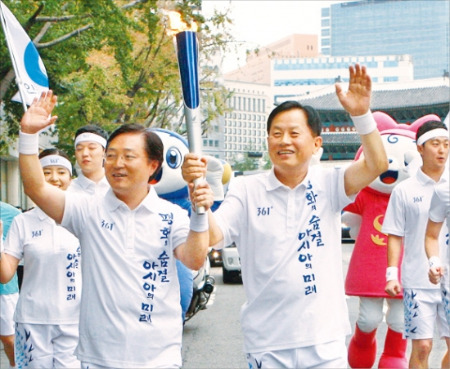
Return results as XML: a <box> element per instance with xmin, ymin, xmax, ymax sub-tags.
<box><xmin>0</xmin><ymin>1</ymin><xmax>49</xmax><ymax>106</ymax></box>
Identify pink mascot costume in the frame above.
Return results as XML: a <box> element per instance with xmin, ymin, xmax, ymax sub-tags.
<box><xmin>344</xmin><ymin>111</ymin><xmax>438</xmax><ymax>368</ymax></box>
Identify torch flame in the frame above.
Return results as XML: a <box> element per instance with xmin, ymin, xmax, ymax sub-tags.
<box><xmin>166</xmin><ymin>11</ymin><xmax>197</xmax><ymax>36</ymax></box>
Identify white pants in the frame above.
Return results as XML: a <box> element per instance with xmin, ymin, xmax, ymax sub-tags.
<box><xmin>356</xmin><ymin>296</ymin><xmax>404</xmax><ymax>332</ymax></box>
<box><xmin>246</xmin><ymin>338</ymin><xmax>347</xmax><ymax>369</ymax></box>
<box><xmin>15</xmin><ymin>322</ymin><xmax>79</xmax><ymax>369</ymax></box>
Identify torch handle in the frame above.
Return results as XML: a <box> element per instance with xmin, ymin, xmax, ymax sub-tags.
<box><xmin>175</xmin><ymin>31</ymin><xmax>205</xmax><ymax>215</ymax></box>
<box><xmin>184</xmin><ymin>106</ymin><xmax>205</xmax><ymax>215</ymax></box>
<box><xmin>193</xmin><ymin>178</ymin><xmax>206</xmax><ymax>215</ymax></box>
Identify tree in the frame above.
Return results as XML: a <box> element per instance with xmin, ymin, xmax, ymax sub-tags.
<box><xmin>231</xmin><ymin>155</ymin><xmax>259</xmax><ymax>172</ymax></box>
<box><xmin>0</xmin><ymin>0</ymin><xmax>234</xmax><ymax>159</ymax></box>
<box><xmin>230</xmin><ymin>150</ymin><xmax>271</xmax><ymax>172</ymax></box>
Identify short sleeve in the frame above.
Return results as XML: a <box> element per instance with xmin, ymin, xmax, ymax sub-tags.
<box><xmin>382</xmin><ymin>187</ymin><xmax>405</xmax><ymax>236</ymax></box>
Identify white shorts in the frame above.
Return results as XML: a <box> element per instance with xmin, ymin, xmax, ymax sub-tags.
<box><xmin>0</xmin><ymin>293</ymin><xmax>19</xmax><ymax>336</ymax></box>
<box><xmin>403</xmin><ymin>288</ymin><xmax>449</xmax><ymax>339</ymax></box>
<box><xmin>246</xmin><ymin>339</ymin><xmax>347</xmax><ymax>369</ymax></box>
<box><xmin>442</xmin><ymin>283</ymin><xmax>450</xmax><ymax>327</ymax></box>
<box><xmin>15</xmin><ymin>322</ymin><xmax>79</xmax><ymax>369</ymax></box>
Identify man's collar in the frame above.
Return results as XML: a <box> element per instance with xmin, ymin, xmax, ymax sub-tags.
<box><xmin>266</xmin><ymin>166</ymin><xmax>312</xmax><ymax>191</ymax></box>
<box><xmin>75</xmin><ymin>172</ymin><xmax>95</xmax><ymax>189</ymax></box>
<box><xmin>104</xmin><ymin>186</ymin><xmax>161</xmax><ymax>213</ymax></box>
<box><xmin>36</xmin><ymin>207</ymin><xmax>54</xmax><ymax>222</ymax></box>
<box><xmin>416</xmin><ymin>167</ymin><xmax>448</xmax><ymax>185</ymax></box>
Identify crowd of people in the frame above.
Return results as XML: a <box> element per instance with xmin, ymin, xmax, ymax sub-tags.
<box><xmin>0</xmin><ymin>63</ymin><xmax>448</xmax><ymax>368</ymax></box>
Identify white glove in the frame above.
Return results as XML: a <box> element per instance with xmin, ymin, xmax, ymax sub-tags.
<box><xmin>205</xmin><ymin>156</ymin><xmax>225</xmax><ymax>201</ymax></box>
<box><xmin>342</xmin><ymin>212</ymin><xmax>362</xmax><ymax>240</ymax></box>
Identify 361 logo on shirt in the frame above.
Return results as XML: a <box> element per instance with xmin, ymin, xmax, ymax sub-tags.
<box><xmin>31</xmin><ymin>229</ymin><xmax>42</xmax><ymax>238</ymax></box>
<box><xmin>256</xmin><ymin>206</ymin><xmax>272</xmax><ymax>216</ymax></box>
<box><xmin>101</xmin><ymin>219</ymin><xmax>115</xmax><ymax>231</ymax></box>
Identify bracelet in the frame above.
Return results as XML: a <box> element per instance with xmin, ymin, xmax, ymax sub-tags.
<box><xmin>189</xmin><ymin>211</ymin><xmax>208</xmax><ymax>233</ymax></box>
<box><xmin>351</xmin><ymin>110</ymin><xmax>377</xmax><ymax>135</ymax></box>
<box><xmin>386</xmin><ymin>266</ymin><xmax>398</xmax><ymax>282</ymax></box>
<box><xmin>428</xmin><ymin>256</ymin><xmax>442</xmax><ymax>269</ymax></box>
<box><xmin>19</xmin><ymin>131</ymin><xmax>39</xmax><ymax>155</ymax></box>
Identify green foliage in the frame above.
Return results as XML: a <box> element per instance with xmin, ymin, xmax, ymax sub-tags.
<box><xmin>231</xmin><ymin>155</ymin><xmax>259</xmax><ymax>172</ymax></box>
<box><xmin>0</xmin><ymin>0</ymin><xmax>234</xmax><ymax>160</ymax></box>
<box><xmin>262</xmin><ymin>152</ymin><xmax>272</xmax><ymax>170</ymax></box>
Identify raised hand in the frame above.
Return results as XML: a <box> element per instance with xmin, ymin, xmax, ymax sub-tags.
<box><xmin>20</xmin><ymin>90</ymin><xmax>58</xmax><ymax>134</ymax></box>
<box><xmin>335</xmin><ymin>64</ymin><xmax>371</xmax><ymax>116</ymax></box>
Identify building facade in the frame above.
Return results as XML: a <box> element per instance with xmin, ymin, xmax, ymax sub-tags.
<box><xmin>224</xmin><ymin>34</ymin><xmax>319</xmax><ymax>85</ymax></box>
<box><xmin>321</xmin><ymin>0</ymin><xmax>450</xmax><ymax>80</ymax></box>
<box><xmin>1</xmin><ymin>122</ymin><xmax>54</xmax><ymax>209</ymax></box>
<box><xmin>220</xmin><ymin>80</ymin><xmax>271</xmax><ymax>164</ymax></box>
<box><xmin>272</xmin><ymin>54</ymin><xmax>414</xmax><ymax>103</ymax></box>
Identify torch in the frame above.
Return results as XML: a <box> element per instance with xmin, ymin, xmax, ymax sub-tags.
<box><xmin>168</xmin><ymin>12</ymin><xmax>205</xmax><ymax>214</ymax></box>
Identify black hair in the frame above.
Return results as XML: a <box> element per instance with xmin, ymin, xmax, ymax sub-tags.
<box><xmin>106</xmin><ymin>124</ymin><xmax>163</xmax><ymax>182</ymax></box>
<box><xmin>416</xmin><ymin>120</ymin><xmax>448</xmax><ymax>143</ymax></box>
<box><xmin>39</xmin><ymin>148</ymin><xmax>71</xmax><ymax>161</ymax></box>
<box><xmin>266</xmin><ymin>101</ymin><xmax>322</xmax><ymax>137</ymax></box>
<box><xmin>75</xmin><ymin>124</ymin><xmax>109</xmax><ymax>141</ymax></box>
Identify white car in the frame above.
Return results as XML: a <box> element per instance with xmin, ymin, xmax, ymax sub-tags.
<box><xmin>221</xmin><ymin>243</ymin><xmax>242</xmax><ymax>283</ymax></box>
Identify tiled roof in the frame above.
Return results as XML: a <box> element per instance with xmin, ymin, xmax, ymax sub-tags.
<box><xmin>298</xmin><ymin>85</ymin><xmax>450</xmax><ymax>111</ymax></box>
<box><xmin>321</xmin><ymin>132</ymin><xmax>361</xmax><ymax>145</ymax></box>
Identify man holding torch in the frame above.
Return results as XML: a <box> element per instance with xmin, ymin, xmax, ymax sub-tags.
<box><xmin>183</xmin><ymin>64</ymin><xmax>388</xmax><ymax>368</ymax></box>
<box><xmin>17</xmin><ymin>91</ymin><xmax>214</xmax><ymax>368</ymax></box>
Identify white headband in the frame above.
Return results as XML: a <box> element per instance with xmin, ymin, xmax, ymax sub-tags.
<box><xmin>40</xmin><ymin>155</ymin><xmax>73</xmax><ymax>175</ymax></box>
<box><xmin>74</xmin><ymin>132</ymin><xmax>107</xmax><ymax>148</ymax></box>
<box><xmin>417</xmin><ymin>128</ymin><xmax>449</xmax><ymax>146</ymax></box>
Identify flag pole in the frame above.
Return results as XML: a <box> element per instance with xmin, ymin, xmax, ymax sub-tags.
<box><xmin>0</xmin><ymin>1</ymin><xmax>28</xmax><ymax>112</ymax></box>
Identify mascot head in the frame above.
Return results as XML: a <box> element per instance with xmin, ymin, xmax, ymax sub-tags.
<box><xmin>149</xmin><ymin>128</ymin><xmax>232</xmax><ymax>205</ymax></box>
<box><xmin>150</xmin><ymin>128</ymin><xmax>189</xmax><ymax>196</ymax></box>
<box><xmin>354</xmin><ymin>112</ymin><xmax>439</xmax><ymax>194</ymax></box>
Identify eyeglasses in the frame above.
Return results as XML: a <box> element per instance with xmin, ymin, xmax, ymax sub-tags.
<box><xmin>104</xmin><ymin>152</ymin><xmax>139</xmax><ymax>164</ymax></box>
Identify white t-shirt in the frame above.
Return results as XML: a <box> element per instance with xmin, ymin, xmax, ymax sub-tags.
<box><xmin>68</xmin><ymin>172</ymin><xmax>110</xmax><ymax>196</ymax></box>
<box><xmin>383</xmin><ymin>168</ymin><xmax>448</xmax><ymax>289</ymax></box>
<box><xmin>4</xmin><ymin>207</ymin><xmax>81</xmax><ymax>324</ymax></box>
<box><xmin>429</xmin><ymin>180</ymin><xmax>450</xmax><ymax>283</ymax></box>
<box><xmin>214</xmin><ymin>165</ymin><xmax>353</xmax><ymax>353</ymax></box>
<box><xmin>62</xmin><ymin>187</ymin><xmax>189</xmax><ymax>368</ymax></box>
